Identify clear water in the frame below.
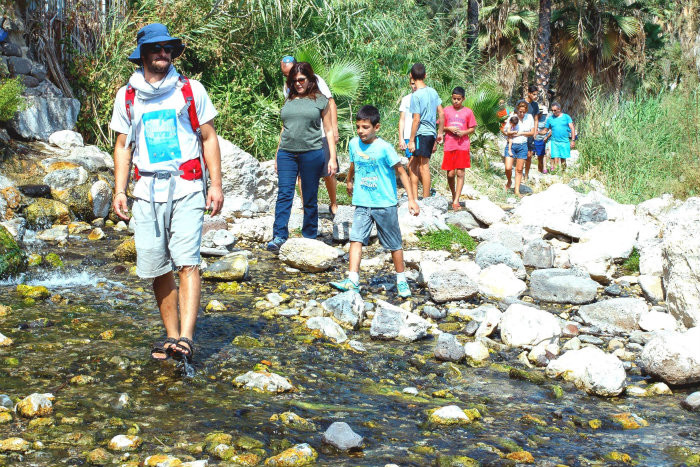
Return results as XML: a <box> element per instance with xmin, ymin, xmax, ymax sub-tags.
<box><xmin>0</xmin><ymin>233</ymin><xmax>699</xmax><ymax>466</ymax></box>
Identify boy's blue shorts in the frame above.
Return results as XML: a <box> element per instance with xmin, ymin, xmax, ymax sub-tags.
<box><xmin>349</xmin><ymin>205</ymin><xmax>403</xmax><ymax>251</ymax></box>
<box><xmin>534</xmin><ymin>139</ymin><xmax>546</xmax><ymax>157</ymax></box>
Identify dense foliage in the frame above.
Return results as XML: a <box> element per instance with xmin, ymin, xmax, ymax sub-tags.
<box><xmin>57</xmin><ymin>0</ymin><xmax>699</xmax><ymax>201</ymax></box>
<box><xmin>0</xmin><ymin>77</ymin><xmax>25</xmax><ymax>122</ymax></box>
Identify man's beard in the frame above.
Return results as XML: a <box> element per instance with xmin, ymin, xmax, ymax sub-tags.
<box><xmin>145</xmin><ymin>58</ymin><xmax>171</xmax><ymax>75</ymax></box>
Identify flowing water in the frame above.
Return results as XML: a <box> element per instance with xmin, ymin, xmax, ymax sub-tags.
<box><xmin>0</xmin><ymin>231</ymin><xmax>699</xmax><ymax>466</ymax></box>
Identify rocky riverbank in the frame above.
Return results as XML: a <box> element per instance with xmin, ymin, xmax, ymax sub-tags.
<box><xmin>0</xmin><ymin>131</ymin><xmax>699</xmax><ymax>465</ymax></box>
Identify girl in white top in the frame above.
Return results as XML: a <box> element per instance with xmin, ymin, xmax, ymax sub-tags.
<box><xmin>501</xmin><ymin>100</ymin><xmax>535</xmax><ymax>197</ymax></box>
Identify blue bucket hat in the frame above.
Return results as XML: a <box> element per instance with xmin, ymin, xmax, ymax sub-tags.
<box><xmin>128</xmin><ymin>23</ymin><xmax>184</xmax><ymax>64</ymax></box>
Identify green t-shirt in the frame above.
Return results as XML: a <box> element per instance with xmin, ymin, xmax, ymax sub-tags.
<box><xmin>279</xmin><ymin>94</ymin><xmax>329</xmax><ymax>152</ymax></box>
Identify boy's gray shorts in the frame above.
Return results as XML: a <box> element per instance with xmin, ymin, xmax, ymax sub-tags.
<box><xmin>132</xmin><ymin>191</ymin><xmax>205</xmax><ymax>279</ymax></box>
<box><xmin>349</xmin><ymin>205</ymin><xmax>403</xmax><ymax>251</ymax></box>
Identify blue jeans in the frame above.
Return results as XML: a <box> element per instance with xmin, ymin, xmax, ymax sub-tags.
<box><xmin>273</xmin><ymin>148</ymin><xmax>325</xmax><ymax>240</ymax></box>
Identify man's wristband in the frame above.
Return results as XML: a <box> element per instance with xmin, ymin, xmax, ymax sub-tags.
<box><xmin>114</xmin><ymin>191</ymin><xmax>126</xmax><ymax>197</ymax></box>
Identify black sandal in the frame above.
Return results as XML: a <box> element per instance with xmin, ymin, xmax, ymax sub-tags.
<box><xmin>151</xmin><ymin>337</ymin><xmax>178</xmax><ymax>361</ymax></box>
<box><xmin>172</xmin><ymin>337</ymin><xmax>195</xmax><ymax>363</ymax></box>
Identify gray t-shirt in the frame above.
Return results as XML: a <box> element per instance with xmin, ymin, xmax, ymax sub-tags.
<box><xmin>279</xmin><ymin>94</ymin><xmax>329</xmax><ymax>152</ymax></box>
<box><xmin>409</xmin><ymin>86</ymin><xmax>442</xmax><ymax>137</ymax></box>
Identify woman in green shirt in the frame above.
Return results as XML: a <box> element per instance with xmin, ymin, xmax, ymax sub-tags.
<box><xmin>267</xmin><ymin>62</ymin><xmax>338</xmax><ymax>252</ymax></box>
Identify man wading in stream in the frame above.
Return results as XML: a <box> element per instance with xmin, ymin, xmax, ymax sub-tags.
<box><xmin>110</xmin><ymin>23</ymin><xmax>224</xmax><ymax>365</ymax></box>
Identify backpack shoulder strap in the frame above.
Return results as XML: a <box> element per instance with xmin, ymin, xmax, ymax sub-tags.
<box><xmin>179</xmin><ymin>75</ymin><xmax>201</xmax><ymax>135</ymax></box>
<box><xmin>125</xmin><ymin>84</ymin><xmax>136</xmax><ymax>122</ymax></box>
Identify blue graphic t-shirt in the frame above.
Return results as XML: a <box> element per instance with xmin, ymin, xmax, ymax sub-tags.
<box><xmin>142</xmin><ymin>109</ymin><xmax>182</xmax><ymax>164</ymax></box>
<box><xmin>349</xmin><ymin>136</ymin><xmax>401</xmax><ymax>208</ymax></box>
<box><xmin>545</xmin><ymin>113</ymin><xmax>573</xmax><ymax>142</ymax></box>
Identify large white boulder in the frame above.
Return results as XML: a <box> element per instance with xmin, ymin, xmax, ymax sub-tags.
<box><xmin>427</xmin><ymin>270</ymin><xmax>479</xmax><ymax>303</ymax></box>
<box><xmin>279</xmin><ymin>238</ymin><xmax>341</xmax><ymax>272</ymax></box>
<box><xmin>661</xmin><ymin>197</ymin><xmax>700</xmax><ymax>327</ymax></box>
<box><xmin>229</xmin><ymin>216</ymin><xmax>274</xmax><ymax>243</ymax></box>
<box><xmin>640</xmin><ymin>327</ymin><xmax>700</xmax><ymax>385</ymax></box>
<box><xmin>577</xmin><ymin>298</ymin><xmax>647</xmax><ymax>334</ymax></box>
<box><xmin>370</xmin><ymin>300</ymin><xmax>431</xmax><ymax>342</ymax></box>
<box><xmin>512</xmin><ymin>184</ymin><xmax>579</xmax><ymax>227</ymax></box>
<box><xmin>306</xmin><ymin>317</ymin><xmax>348</xmax><ymax>343</ymax></box>
<box><xmin>478</xmin><ymin>264</ymin><xmax>526</xmax><ymax>299</ymax></box>
<box><xmin>418</xmin><ymin>258</ymin><xmax>480</xmax><ymax>285</ymax></box>
<box><xmin>9</xmin><ymin>95</ymin><xmax>80</xmax><ymax>141</ymax></box>
<box><xmin>529</xmin><ymin>268</ymin><xmax>599</xmax><ymax>304</ymax></box>
<box><xmin>463</xmin><ymin>198</ymin><xmax>505</xmax><ymax>225</ymax></box>
<box><xmin>546</xmin><ymin>346</ymin><xmax>626</xmax><ymax>396</ymax></box>
<box><xmin>500</xmin><ymin>304</ymin><xmax>561</xmax><ymax>348</ymax></box>
<box><xmin>48</xmin><ymin>130</ymin><xmax>83</xmax><ymax>149</ymax></box>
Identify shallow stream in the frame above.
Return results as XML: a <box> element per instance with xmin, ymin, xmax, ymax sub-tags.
<box><xmin>1</xmin><ymin>231</ymin><xmax>699</xmax><ymax>466</ymax></box>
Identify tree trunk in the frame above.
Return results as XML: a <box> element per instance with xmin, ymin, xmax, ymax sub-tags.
<box><xmin>534</xmin><ymin>0</ymin><xmax>552</xmax><ymax>106</ymax></box>
<box><xmin>467</xmin><ymin>0</ymin><xmax>479</xmax><ymax>52</ymax></box>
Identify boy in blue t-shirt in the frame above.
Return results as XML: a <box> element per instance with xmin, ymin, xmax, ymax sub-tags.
<box><xmin>407</xmin><ymin>62</ymin><xmax>444</xmax><ymax>200</ymax></box>
<box><xmin>330</xmin><ymin>105</ymin><xmax>420</xmax><ymax>298</ymax></box>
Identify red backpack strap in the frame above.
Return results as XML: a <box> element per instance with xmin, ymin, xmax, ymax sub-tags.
<box><xmin>178</xmin><ymin>75</ymin><xmax>201</xmax><ymax>135</ymax></box>
<box><xmin>125</xmin><ymin>84</ymin><xmax>136</xmax><ymax>122</ymax></box>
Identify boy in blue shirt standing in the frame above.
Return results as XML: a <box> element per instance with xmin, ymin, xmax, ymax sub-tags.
<box><xmin>407</xmin><ymin>63</ymin><xmax>444</xmax><ymax>200</ymax></box>
<box><xmin>331</xmin><ymin>106</ymin><xmax>420</xmax><ymax>297</ymax></box>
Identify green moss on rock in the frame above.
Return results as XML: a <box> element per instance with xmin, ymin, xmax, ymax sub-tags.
<box><xmin>0</xmin><ymin>224</ymin><xmax>26</xmax><ymax>279</ymax></box>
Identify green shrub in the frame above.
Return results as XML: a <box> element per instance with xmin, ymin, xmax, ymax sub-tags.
<box><xmin>622</xmin><ymin>248</ymin><xmax>640</xmax><ymax>274</ymax></box>
<box><xmin>576</xmin><ymin>81</ymin><xmax>700</xmax><ymax>203</ymax></box>
<box><xmin>0</xmin><ymin>77</ymin><xmax>25</xmax><ymax>122</ymax></box>
<box><xmin>418</xmin><ymin>226</ymin><xmax>477</xmax><ymax>251</ymax></box>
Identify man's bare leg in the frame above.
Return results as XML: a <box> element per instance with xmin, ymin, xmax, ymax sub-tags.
<box><xmin>153</xmin><ymin>272</ymin><xmax>180</xmax><ymax>355</ymax></box>
<box><xmin>176</xmin><ymin>265</ymin><xmax>201</xmax><ymax>355</ymax></box>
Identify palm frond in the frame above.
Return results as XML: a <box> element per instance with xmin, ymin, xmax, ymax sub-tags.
<box><xmin>325</xmin><ymin>60</ymin><xmax>365</xmax><ymax>98</ymax></box>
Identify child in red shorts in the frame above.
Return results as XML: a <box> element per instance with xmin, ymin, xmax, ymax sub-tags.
<box><xmin>442</xmin><ymin>86</ymin><xmax>477</xmax><ymax>210</ymax></box>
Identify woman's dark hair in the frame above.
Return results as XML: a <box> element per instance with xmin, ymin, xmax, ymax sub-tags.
<box><xmin>356</xmin><ymin>105</ymin><xmax>380</xmax><ymax>126</ymax></box>
<box><xmin>451</xmin><ymin>86</ymin><xmax>465</xmax><ymax>97</ymax></box>
<box><xmin>516</xmin><ymin>99</ymin><xmax>529</xmax><ymax>110</ymax></box>
<box><xmin>509</xmin><ymin>115</ymin><xmax>519</xmax><ymax>125</ymax></box>
<box><xmin>286</xmin><ymin>62</ymin><xmax>320</xmax><ymax>100</ymax></box>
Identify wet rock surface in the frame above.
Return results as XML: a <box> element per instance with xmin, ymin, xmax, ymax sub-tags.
<box><xmin>0</xmin><ymin>128</ymin><xmax>699</xmax><ymax>465</ymax></box>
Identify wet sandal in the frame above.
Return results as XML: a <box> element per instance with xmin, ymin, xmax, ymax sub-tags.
<box><xmin>172</xmin><ymin>337</ymin><xmax>195</xmax><ymax>363</ymax></box>
<box><xmin>151</xmin><ymin>337</ymin><xmax>178</xmax><ymax>361</ymax></box>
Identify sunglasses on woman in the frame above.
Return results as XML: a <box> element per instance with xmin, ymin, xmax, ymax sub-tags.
<box><xmin>147</xmin><ymin>43</ymin><xmax>176</xmax><ymax>54</ymax></box>
<box><xmin>292</xmin><ymin>77</ymin><xmax>307</xmax><ymax>84</ymax></box>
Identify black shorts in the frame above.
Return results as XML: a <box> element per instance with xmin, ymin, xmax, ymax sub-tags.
<box><xmin>414</xmin><ymin>134</ymin><xmax>436</xmax><ymax>158</ymax></box>
<box><xmin>527</xmin><ymin>136</ymin><xmax>535</xmax><ymax>152</ymax></box>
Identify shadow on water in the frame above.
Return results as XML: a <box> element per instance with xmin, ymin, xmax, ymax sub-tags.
<box><xmin>0</xmin><ymin>232</ymin><xmax>699</xmax><ymax>466</ymax></box>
